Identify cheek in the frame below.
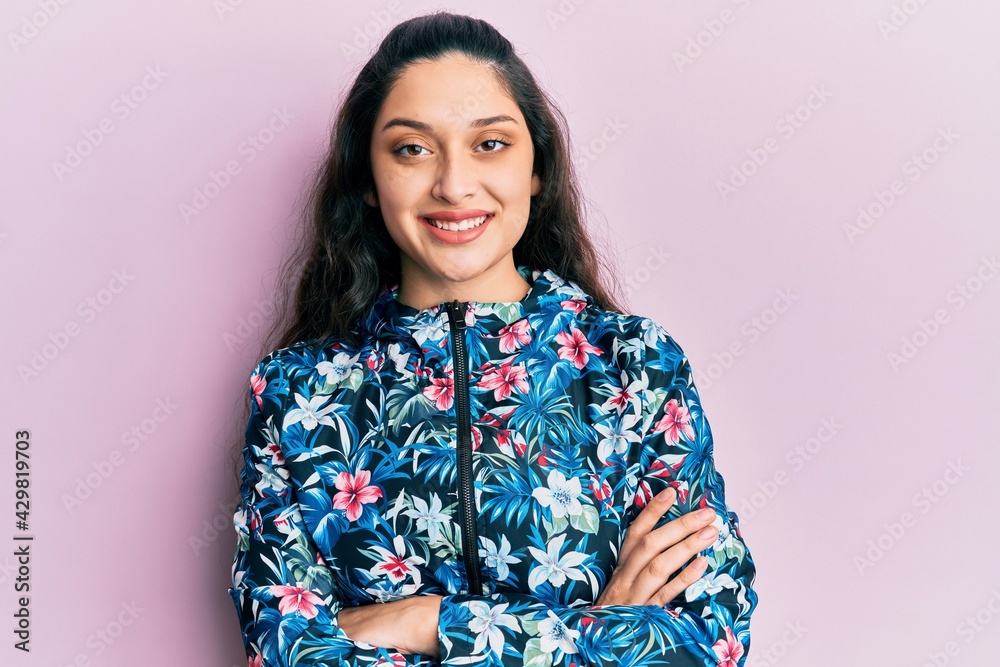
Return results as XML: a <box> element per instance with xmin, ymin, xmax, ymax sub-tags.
<box><xmin>491</xmin><ymin>170</ymin><xmax>535</xmax><ymax>224</ymax></box>
<box><xmin>373</xmin><ymin>166</ymin><xmax>410</xmax><ymax>209</ymax></box>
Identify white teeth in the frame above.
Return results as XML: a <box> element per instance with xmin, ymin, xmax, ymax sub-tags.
<box><xmin>425</xmin><ymin>215</ymin><xmax>489</xmax><ymax>231</ymax></box>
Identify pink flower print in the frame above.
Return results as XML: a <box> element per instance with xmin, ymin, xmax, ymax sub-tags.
<box><xmin>589</xmin><ymin>474</ymin><xmax>613</xmax><ymax>509</ymax></box>
<box><xmin>263</xmin><ymin>441</ymin><xmax>284</xmax><ymax>467</ymax></box>
<box><xmin>497</xmin><ymin>429</ymin><xmax>527</xmax><ymax>457</ymax></box>
<box><xmin>560</xmin><ymin>298</ymin><xmax>587</xmax><ymax>314</ymax></box>
<box><xmin>248</xmin><ymin>507</ymin><xmax>263</xmax><ymax>538</ymax></box>
<box><xmin>478</xmin><ymin>360</ymin><xmax>529</xmax><ymax>401</ymax></box>
<box><xmin>538</xmin><ymin>445</ymin><xmax>552</xmax><ymax>467</ymax></box>
<box><xmin>495</xmin><ymin>405</ymin><xmax>516</xmax><ymax>421</ymax></box>
<box><xmin>250</xmin><ymin>371</ymin><xmax>267</xmax><ymax>411</ymax></box>
<box><xmin>332</xmin><ymin>470</ymin><xmax>383</xmax><ymax>522</ymax></box>
<box><xmin>370</xmin><ymin>535</ymin><xmax>426</xmax><ymax>586</ymax></box>
<box><xmin>273</xmin><ymin>509</ymin><xmax>294</xmax><ymax>536</ymax></box>
<box><xmin>248</xmin><ymin>651</ymin><xmax>263</xmax><ymax>667</ymax></box>
<box><xmin>366</xmin><ymin>349</ymin><xmax>384</xmax><ymax>372</ymax></box>
<box><xmin>607</xmin><ymin>387</ymin><xmax>634</xmax><ymax>413</ymax></box>
<box><xmin>668</xmin><ymin>480</ymin><xmax>690</xmax><ymax>504</ymax></box>
<box><xmin>634</xmin><ymin>479</ymin><xmax>653</xmax><ymax>510</ymax></box>
<box><xmin>652</xmin><ymin>399</ymin><xmax>695</xmax><ymax>444</ymax></box>
<box><xmin>423</xmin><ymin>376</ymin><xmax>454</xmax><ymax>411</ymax></box>
<box><xmin>602</xmin><ymin>371</ymin><xmax>643</xmax><ymax>415</ymax></box>
<box><xmin>269</xmin><ymin>585</ymin><xmax>323</xmax><ymax>619</ymax></box>
<box><xmin>712</xmin><ymin>626</ymin><xmax>744</xmax><ymax>667</ymax></box>
<box><xmin>498</xmin><ymin>319</ymin><xmax>531</xmax><ymax>353</ymax></box>
<box><xmin>377</xmin><ymin>553</ymin><xmax>411</xmax><ymax>582</ymax></box>
<box><xmin>555</xmin><ymin>328</ymin><xmax>603</xmax><ymax>370</ymax></box>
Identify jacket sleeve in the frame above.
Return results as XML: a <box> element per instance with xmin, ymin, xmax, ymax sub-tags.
<box><xmin>435</xmin><ymin>319</ymin><xmax>758</xmax><ymax>667</ymax></box>
<box><xmin>229</xmin><ymin>355</ymin><xmax>438</xmax><ymax>667</ymax></box>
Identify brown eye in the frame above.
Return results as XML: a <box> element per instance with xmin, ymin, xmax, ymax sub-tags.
<box><xmin>477</xmin><ymin>138</ymin><xmax>511</xmax><ymax>153</ymax></box>
<box><xmin>392</xmin><ymin>143</ymin><xmax>429</xmax><ymax>157</ymax></box>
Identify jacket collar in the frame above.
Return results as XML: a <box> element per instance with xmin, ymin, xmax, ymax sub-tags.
<box><xmin>360</xmin><ymin>264</ymin><xmax>594</xmax><ymax>344</ymax></box>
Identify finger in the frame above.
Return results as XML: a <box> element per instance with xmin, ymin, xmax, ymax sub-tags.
<box><xmin>619</xmin><ymin>487</ymin><xmax>676</xmax><ymax>565</ymax></box>
<box><xmin>646</xmin><ymin>556</ymin><xmax>708</xmax><ymax>608</ymax></box>
<box><xmin>617</xmin><ymin>506</ymin><xmax>717</xmax><ymax>583</ymax></box>
<box><xmin>630</xmin><ymin>523</ymin><xmax>718</xmax><ymax>601</ymax></box>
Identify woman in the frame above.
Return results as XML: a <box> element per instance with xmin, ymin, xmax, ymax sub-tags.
<box><xmin>229</xmin><ymin>11</ymin><xmax>757</xmax><ymax>667</ymax></box>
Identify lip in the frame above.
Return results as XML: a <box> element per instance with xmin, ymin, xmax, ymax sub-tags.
<box><xmin>420</xmin><ymin>212</ymin><xmax>493</xmax><ymax>245</ymax></box>
<box><xmin>422</xmin><ymin>209</ymin><xmax>492</xmax><ymax>222</ymax></box>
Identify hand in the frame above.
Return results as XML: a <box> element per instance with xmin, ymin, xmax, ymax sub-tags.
<box><xmin>336</xmin><ymin>595</ymin><xmax>442</xmax><ymax>658</ymax></box>
<box><xmin>594</xmin><ymin>487</ymin><xmax>717</xmax><ymax>607</ymax></box>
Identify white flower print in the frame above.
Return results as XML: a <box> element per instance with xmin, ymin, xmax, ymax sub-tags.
<box><xmin>538</xmin><ymin>609</ymin><xmax>580</xmax><ymax>654</ymax></box>
<box><xmin>685</xmin><ymin>570</ymin><xmax>738</xmax><ymax>602</ymax></box>
<box><xmin>526</xmin><ymin>534</ymin><xmax>587</xmax><ymax>591</ymax></box>
<box><xmin>466</xmin><ymin>600</ymin><xmax>520</xmax><ymax>656</ymax></box>
<box><xmin>369</xmin><ymin>535</ymin><xmax>425</xmax><ymax>592</ymax></box>
<box><xmin>600</xmin><ymin>370</ymin><xmax>644</xmax><ymax>416</ymax></box>
<box><xmin>283</xmin><ymin>393</ymin><xmax>339</xmax><ymax>431</ymax></box>
<box><xmin>639</xmin><ymin>317</ymin><xmax>661</xmax><ymax>349</ymax></box>
<box><xmin>531</xmin><ymin>469</ymin><xmax>584</xmax><ymax>518</ymax></box>
<box><xmin>410</xmin><ymin>316</ymin><xmax>449</xmax><ymax>349</ymax></box>
<box><xmin>594</xmin><ymin>412</ymin><xmax>641</xmax><ymax>464</ymax></box>
<box><xmin>386</xmin><ymin>342</ymin><xmax>412</xmax><ymax>376</ymax></box>
<box><xmin>403</xmin><ymin>494</ymin><xmax>448</xmax><ymax>543</ymax></box>
<box><xmin>253</xmin><ymin>461</ymin><xmax>287</xmax><ymax>496</ymax></box>
<box><xmin>708</xmin><ymin>512</ymin><xmax>733</xmax><ymax>551</ymax></box>
<box><xmin>272</xmin><ymin>506</ymin><xmax>302</xmax><ymax>542</ymax></box>
<box><xmin>316</xmin><ymin>351</ymin><xmax>360</xmax><ymax>384</ymax></box>
<box><xmin>480</xmin><ymin>535</ymin><xmax>521</xmax><ymax>582</ymax></box>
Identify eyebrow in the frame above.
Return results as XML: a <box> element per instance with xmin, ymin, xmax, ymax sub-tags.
<box><xmin>380</xmin><ymin>114</ymin><xmax>518</xmax><ymax>133</ymax></box>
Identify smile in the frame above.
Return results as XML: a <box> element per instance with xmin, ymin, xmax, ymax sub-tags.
<box><xmin>421</xmin><ymin>214</ymin><xmax>491</xmax><ymax>231</ymax></box>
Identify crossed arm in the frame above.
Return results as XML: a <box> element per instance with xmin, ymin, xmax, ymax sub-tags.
<box><xmin>335</xmin><ymin>487</ymin><xmax>719</xmax><ymax>657</ymax></box>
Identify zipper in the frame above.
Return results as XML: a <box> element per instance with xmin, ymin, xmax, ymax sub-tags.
<box><xmin>445</xmin><ymin>299</ymin><xmax>483</xmax><ymax>595</ymax></box>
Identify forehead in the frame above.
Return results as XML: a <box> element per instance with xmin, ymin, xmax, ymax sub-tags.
<box><xmin>377</xmin><ymin>53</ymin><xmax>518</xmax><ymax>128</ymax></box>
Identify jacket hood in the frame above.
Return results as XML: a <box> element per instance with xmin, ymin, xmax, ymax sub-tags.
<box><xmin>359</xmin><ymin>264</ymin><xmax>596</xmax><ymax>346</ymax></box>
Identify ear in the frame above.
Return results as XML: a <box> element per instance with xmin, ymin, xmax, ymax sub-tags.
<box><xmin>530</xmin><ymin>172</ymin><xmax>542</xmax><ymax>196</ymax></box>
<box><xmin>364</xmin><ymin>188</ymin><xmax>379</xmax><ymax>208</ymax></box>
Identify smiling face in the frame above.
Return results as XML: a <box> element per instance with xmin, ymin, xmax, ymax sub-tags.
<box><xmin>367</xmin><ymin>52</ymin><xmax>542</xmax><ymax>309</ymax></box>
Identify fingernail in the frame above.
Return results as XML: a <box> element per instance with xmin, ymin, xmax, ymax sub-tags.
<box><xmin>696</xmin><ymin>508</ymin><xmax>714</xmax><ymax>521</ymax></box>
<box><xmin>698</xmin><ymin>526</ymin><xmax>717</xmax><ymax>540</ymax></box>
<box><xmin>656</xmin><ymin>488</ymin><xmax>675</xmax><ymax>502</ymax></box>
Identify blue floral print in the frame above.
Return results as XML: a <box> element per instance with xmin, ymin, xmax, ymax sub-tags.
<box><xmin>229</xmin><ymin>265</ymin><xmax>758</xmax><ymax>666</ymax></box>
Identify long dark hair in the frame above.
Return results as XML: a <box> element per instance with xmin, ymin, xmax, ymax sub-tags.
<box><xmin>226</xmin><ymin>10</ymin><xmax>626</xmax><ymax>502</ymax></box>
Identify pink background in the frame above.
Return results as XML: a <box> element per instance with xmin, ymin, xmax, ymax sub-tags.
<box><xmin>3</xmin><ymin>1</ymin><xmax>998</xmax><ymax>665</ymax></box>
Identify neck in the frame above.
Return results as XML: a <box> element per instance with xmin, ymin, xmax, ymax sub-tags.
<box><xmin>396</xmin><ymin>259</ymin><xmax>530</xmax><ymax>309</ymax></box>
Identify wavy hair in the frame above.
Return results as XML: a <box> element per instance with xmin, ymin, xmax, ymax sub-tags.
<box><xmin>226</xmin><ymin>10</ymin><xmax>626</xmax><ymax>500</ymax></box>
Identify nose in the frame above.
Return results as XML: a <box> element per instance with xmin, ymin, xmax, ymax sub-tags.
<box><xmin>431</xmin><ymin>149</ymin><xmax>477</xmax><ymax>203</ymax></box>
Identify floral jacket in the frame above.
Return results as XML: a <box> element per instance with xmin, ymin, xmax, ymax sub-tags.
<box><xmin>229</xmin><ymin>265</ymin><xmax>758</xmax><ymax>667</ymax></box>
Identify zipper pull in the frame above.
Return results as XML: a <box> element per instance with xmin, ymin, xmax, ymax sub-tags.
<box><xmin>447</xmin><ymin>299</ymin><xmax>467</xmax><ymax>330</ymax></box>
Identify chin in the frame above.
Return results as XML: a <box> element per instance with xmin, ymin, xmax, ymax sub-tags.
<box><xmin>426</xmin><ymin>257</ymin><xmax>497</xmax><ymax>283</ymax></box>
